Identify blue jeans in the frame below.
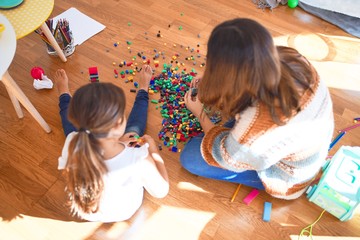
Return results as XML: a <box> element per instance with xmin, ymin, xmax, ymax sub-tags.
<box><xmin>180</xmin><ymin>119</ymin><xmax>265</xmax><ymax>189</ymax></box>
<box><xmin>59</xmin><ymin>89</ymin><xmax>149</xmax><ymax>137</ymax></box>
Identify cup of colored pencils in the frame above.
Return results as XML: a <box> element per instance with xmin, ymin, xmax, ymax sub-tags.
<box><xmin>36</xmin><ymin>18</ymin><xmax>75</xmax><ymax>57</ymax></box>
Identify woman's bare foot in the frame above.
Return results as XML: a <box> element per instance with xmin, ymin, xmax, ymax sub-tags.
<box><xmin>54</xmin><ymin>69</ymin><xmax>70</xmax><ymax>96</ymax></box>
<box><xmin>138</xmin><ymin>65</ymin><xmax>153</xmax><ymax>92</ymax></box>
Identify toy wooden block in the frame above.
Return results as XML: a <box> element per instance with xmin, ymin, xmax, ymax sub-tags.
<box><xmin>263</xmin><ymin>202</ymin><xmax>272</xmax><ymax>222</ymax></box>
<box><xmin>243</xmin><ymin>189</ymin><xmax>260</xmax><ymax>205</ymax></box>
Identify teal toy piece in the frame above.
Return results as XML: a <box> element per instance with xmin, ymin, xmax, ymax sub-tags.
<box><xmin>287</xmin><ymin>0</ymin><xmax>298</xmax><ymax>8</ymax></box>
<box><xmin>0</xmin><ymin>0</ymin><xmax>23</xmax><ymax>9</ymax></box>
<box><xmin>307</xmin><ymin>146</ymin><xmax>360</xmax><ymax>221</ymax></box>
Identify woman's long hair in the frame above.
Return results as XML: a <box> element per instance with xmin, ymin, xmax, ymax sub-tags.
<box><xmin>199</xmin><ymin>18</ymin><xmax>315</xmax><ymax>124</ymax></box>
<box><xmin>65</xmin><ymin>82</ymin><xmax>126</xmax><ymax>216</ymax></box>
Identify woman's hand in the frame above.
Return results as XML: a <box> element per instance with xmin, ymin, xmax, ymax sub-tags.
<box><xmin>184</xmin><ymin>89</ymin><xmax>203</xmax><ymax>119</ymax></box>
<box><xmin>192</xmin><ymin>76</ymin><xmax>202</xmax><ymax>88</ymax></box>
<box><xmin>185</xmin><ymin>77</ymin><xmax>215</xmax><ymax>134</ymax></box>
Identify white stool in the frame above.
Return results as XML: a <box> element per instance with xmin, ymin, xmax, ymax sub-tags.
<box><xmin>0</xmin><ymin>14</ymin><xmax>51</xmax><ymax>133</ymax></box>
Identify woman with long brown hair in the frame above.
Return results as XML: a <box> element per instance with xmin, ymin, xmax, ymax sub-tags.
<box><xmin>180</xmin><ymin>18</ymin><xmax>334</xmax><ymax>199</ymax></box>
<box><xmin>56</xmin><ymin>65</ymin><xmax>169</xmax><ymax>222</ymax></box>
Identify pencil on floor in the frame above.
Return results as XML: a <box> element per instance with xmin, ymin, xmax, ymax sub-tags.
<box><xmin>339</xmin><ymin>123</ymin><xmax>360</xmax><ymax>132</ymax></box>
<box><xmin>230</xmin><ymin>184</ymin><xmax>242</xmax><ymax>202</ymax></box>
<box><xmin>328</xmin><ymin>131</ymin><xmax>346</xmax><ymax>151</ymax></box>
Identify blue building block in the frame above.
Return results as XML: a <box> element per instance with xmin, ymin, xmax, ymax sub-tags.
<box><xmin>263</xmin><ymin>202</ymin><xmax>272</xmax><ymax>222</ymax></box>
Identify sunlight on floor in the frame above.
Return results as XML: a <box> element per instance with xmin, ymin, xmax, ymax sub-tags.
<box><xmin>290</xmin><ymin>34</ymin><xmax>331</xmax><ymax>61</ymax></box>
<box><xmin>279</xmin><ymin>223</ymin><xmax>298</xmax><ymax>227</ymax></box>
<box><xmin>119</xmin><ymin>205</ymin><xmax>215</xmax><ymax>240</ymax></box>
<box><xmin>291</xmin><ymin>235</ymin><xmax>360</xmax><ymax>240</ymax></box>
<box><xmin>274</xmin><ymin>34</ymin><xmax>291</xmax><ymax>47</ymax></box>
<box><xmin>0</xmin><ymin>215</ymin><xmax>101</xmax><ymax>240</ymax></box>
<box><xmin>177</xmin><ymin>181</ymin><xmax>209</xmax><ymax>193</ymax></box>
<box><xmin>0</xmin><ymin>205</ymin><xmax>216</xmax><ymax>240</ymax></box>
<box><xmin>310</xmin><ymin>61</ymin><xmax>360</xmax><ymax>92</ymax></box>
<box><xmin>274</xmin><ymin>33</ymin><xmax>360</xmax><ymax>92</ymax></box>
<box><xmin>86</xmin><ymin>221</ymin><xmax>130</xmax><ymax>239</ymax></box>
<box><xmin>275</xmin><ymin>32</ymin><xmax>360</xmax><ymax>63</ymax></box>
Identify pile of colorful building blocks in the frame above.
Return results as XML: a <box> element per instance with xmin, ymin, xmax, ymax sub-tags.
<box><xmin>149</xmin><ymin>64</ymin><xmax>203</xmax><ymax>152</ymax></box>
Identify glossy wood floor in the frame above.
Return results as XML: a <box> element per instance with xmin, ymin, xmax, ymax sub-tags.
<box><xmin>1</xmin><ymin>1</ymin><xmax>359</xmax><ymax>239</ymax></box>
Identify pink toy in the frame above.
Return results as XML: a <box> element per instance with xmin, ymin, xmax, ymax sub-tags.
<box><xmin>31</xmin><ymin>67</ymin><xmax>45</xmax><ymax>80</ymax></box>
<box><xmin>243</xmin><ymin>189</ymin><xmax>260</xmax><ymax>205</ymax></box>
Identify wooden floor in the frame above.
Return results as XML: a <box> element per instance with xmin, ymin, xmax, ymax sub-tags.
<box><xmin>1</xmin><ymin>1</ymin><xmax>360</xmax><ymax>239</ymax></box>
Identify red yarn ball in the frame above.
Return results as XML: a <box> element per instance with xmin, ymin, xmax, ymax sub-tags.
<box><xmin>31</xmin><ymin>67</ymin><xmax>45</xmax><ymax>80</ymax></box>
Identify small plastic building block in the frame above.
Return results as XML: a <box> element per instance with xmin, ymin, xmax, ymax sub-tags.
<box><xmin>307</xmin><ymin>146</ymin><xmax>360</xmax><ymax>221</ymax></box>
<box><xmin>263</xmin><ymin>202</ymin><xmax>272</xmax><ymax>222</ymax></box>
<box><xmin>243</xmin><ymin>189</ymin><xmax>260</xmax><ymax>205</ymax></box>
<box><xmin>114</xmin><ymin>69</ymin><xmax>118</xmax><ymax>78</ymax></box>
<box><xmin>190</xmin><ymin>87</ymin><xmax>198</xmax><ymax>97</ymax></box>
<box><xmin>89</xmin><ymin>67</ymin><xmax>99</xmax><ymax>82</ymax></box>
<box><xmin>89</xmin><ymin>67</ymin><xmax>97</xmax><ymax>75</ymax></box>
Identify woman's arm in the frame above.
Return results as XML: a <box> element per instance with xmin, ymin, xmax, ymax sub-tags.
<box><xmin>184</xmin><ymin>90</ymin><xmax>215</xmax><ymax>134</ymax></box>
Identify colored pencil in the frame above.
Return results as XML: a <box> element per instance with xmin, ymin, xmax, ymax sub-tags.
<box><xmin>328</xmin><ymin>131</ymin><xmax>346</xmax><ymax>151</ymax></box>
<box><xmin>230</xmin><ymin>184</ymin><xmax>242</xmax><ymax>202</ymax></box>
<box><xmin>339</xmin><ymin>123</ymin><xmax>360</xmax><ymax>133</ymax></box>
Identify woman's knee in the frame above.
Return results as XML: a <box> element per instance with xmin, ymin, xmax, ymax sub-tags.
<box><xmin>179</xmin><ymin>148</ymin><xmax>192</xmax><ymax>170</ymax></box>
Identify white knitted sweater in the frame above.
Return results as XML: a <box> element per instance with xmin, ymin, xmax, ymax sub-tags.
<box><xmin>201</xmin><ymin>76</ymin><xmax>334</xmax><ymax>199</ymax></box>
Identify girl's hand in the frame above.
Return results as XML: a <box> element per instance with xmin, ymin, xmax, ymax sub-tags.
<box><xmin>118</xmin><ymin>132</ymin><xmax>139</xmax><ymax>147</ymax></box>
<box><xmin>141</xmin><ymin>135</ymin><xmax>158</xmax><ymax>153</ymax></box>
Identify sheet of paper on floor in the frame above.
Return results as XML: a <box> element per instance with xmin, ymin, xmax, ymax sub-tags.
<box><xmin>51</xmin><ymin>7</ymin><xmax>106</xmax><ymax>45</ymax></box>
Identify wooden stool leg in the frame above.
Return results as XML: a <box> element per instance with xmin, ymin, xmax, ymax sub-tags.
<box><xmin>4</xmin><ymin>83</ymin><xmax>24</xmax><ymax>118</ymax></box>
<box><xmin>2</xmin><ymin>71</ymin><xmax>52</xmax><ymax>133</ymax></box>
<box><xmin>40</xmin><ymin>22</ymin><xmax>67</xmax><ymax>63</ymax></box>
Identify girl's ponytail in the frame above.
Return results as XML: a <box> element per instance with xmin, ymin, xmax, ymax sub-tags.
<box><xmin>64</xmin><ymin>83</ymin><xmax>126</xmax><ymax>216</ymax></box>
<box><xmin>66</xmin><ymin>130</ymin><xmax>107</xmax><ymax>215</ymax></box>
